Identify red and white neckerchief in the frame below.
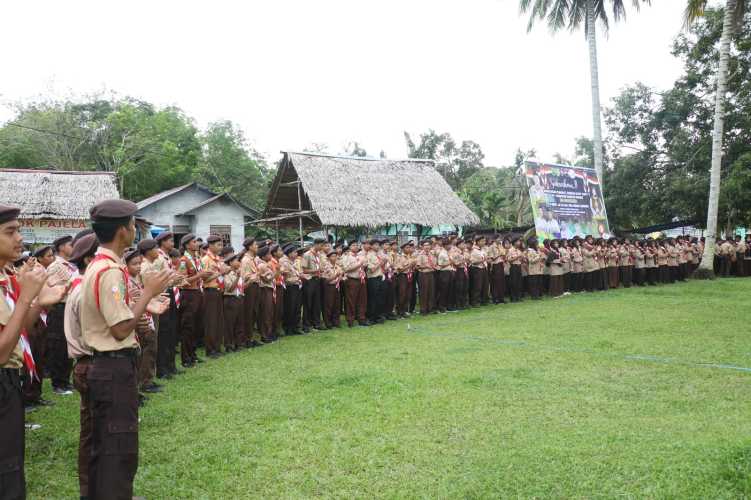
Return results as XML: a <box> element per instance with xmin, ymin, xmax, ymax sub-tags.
<box><xmin>184</xmin><ymin>250</ymin><xmax>203</xmax><ymax>293</ymax></box>
<box><xmin>233</xmin><ymin>273</ymin><xmax>244</xmax><ymax>297</ymax></box>
<box><xmin>0</xmin><ymin>273</ymin><xmax>38</xmax><ymax>380</ymax></box>
<box><xmin>159</xmin><ymin>249</ymin><xmax>180</xmax><ymax>307</ymax></box>
<box><xmin>354</xmin><ymin>253</ymin><xmax>366</xmax><ymax>284</ymax></box>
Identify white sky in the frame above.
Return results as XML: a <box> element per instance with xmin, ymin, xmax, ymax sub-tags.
<box><xmin>0</xmin><ymin>0</ymin><xmax>690</xmax><ymax>167</ymax></box>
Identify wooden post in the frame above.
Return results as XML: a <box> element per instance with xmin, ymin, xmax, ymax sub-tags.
<box><xmin>297</xmin><ymin>180</ymin><xmax>304</xmax><ymax>246</ymax></box>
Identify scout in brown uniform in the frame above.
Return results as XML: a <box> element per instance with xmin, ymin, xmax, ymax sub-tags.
<box><xmin>667</xmin><ymin>238</ymin><xmax>679</xmax><ymax>283</ymax></box>
<box><xmin>469</xmin><ymin>235</ymin><xmax>489</xmax><ymax>306</ymax></box>
<box><xmin>657</xmin><ymin>240</ymin><xmax>669</xmax><ymax>283</ymax></box>
<box><xmin>526</xmin><ymin>238</ymin><xmax>544</xmax><ymax>299</ymax></box>
<box><xmin>269</xmin><ymin>244</ymin><xmax>286</xmax><ymax>336</ymax></box>
<box><xmin>341</xmin><ymin>242</ymin><xmax>368</xmax><ymax>327</ymax></box>
<box><xmin>734</xmin><ymin>235</ymin><xmax>746</xmax><ymax>277</ymax></box>
<box><xmin>394</xmin><ymin>241</ymin><xmax>415</xmax><ymax>318</ymax></box>
<box><xmin>548</xmin><ymin>240</ymin><xmax>566</xmax><ymax>297</ymax></box>
<box><xmin>416</xmin><ymin>240</ymin><xmax>436</xmax><ymax>315</ymax></box>
<box><xmin>256</xmin><ymin>245</ymin><xmax>277</xmax><ymax>342</ymax></box>
<box><xmin>154</xmin><ymin>231</ymin><xmax>180</xmax><ymax>379</ymax></box>
<box><xmin>381</xmin><ymin>240</ymin><xmax>397</xmax><ymax>320</ymax></box>
<box><xmin>201</xmin><ymin>235</ymin><xmax>228</xmax><ymax>357</ymax></box>
<box><xmin>222</xmin><ymin>252</ymin><xmax>245</xmax><ymax>352</ymax></box>
<box><xmin>81</xmin><ymin>200</ymin><xmax>172</xmax><ymax>500</ymax></box>
<box><xmin>136</xmin><ymin>239</ymin><xmax>162</xmax><ymax>393</ymax></box>
<box><xmin>0</xmin><ymin>204</ymin><xmax>67</xmax><ymax>500</ymax></box>
<box><xmin>46</xmin><ymin>234</ymin><xmax>77</xmax><ymax>395</ymax></box>
<box><xmin>620</xmin><ymin>238</ymin><xmax>634</xmax><ymax>288</ymax></box>
<box><xmin>301</xmin><ymin>238</ymin><xmax>324</xmax><ymax>332</ymax></box>
<box><xmin>64</xmin><ymin>233</ymin><xmax>99</xmax><ymax>500</ymax></box>
<box><xmin>240</xmin><ymin>238</ymin><xmax>261</xmax><ymax>347</ymax></box>
<box><xmin>280</xmin><ymin>244</ymin><xmax>303</xmax><ymax>336</ymax></box>
<box><xmin>435</xmin><ymin>238</ymin><xmax>453</xmax><ymax>313</ymax></box>
<box><xmin>322</xmin><ymin>250</ymin><xmax>344</xmax><ymax>328</ymax></box>
<box><xmin>365</xmin><ymin>239</ymin><xmax>387</xmax><ymax>323</ymax></box>
<box><xmin>176</xmin><ymin>234</ymin><xmax>211</xmax><ymax>367</ymax></box>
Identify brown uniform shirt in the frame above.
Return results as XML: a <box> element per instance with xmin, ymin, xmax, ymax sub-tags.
<box><xmin>223</xmin><ymin>270</ymin><xmax>243</xmax><ymax>297</ymax></box>
<box><xmin>301</xmin><ymin>250</ymin><xmax>322</xmax><ymax>280</ymax></box>
<box><xmin>340</xmin><ymin>253</ymin><xmax>365</xmax><ymax>280</ymax></box>
<box><xmin>436</xmin><ymin>248</ymin><xmax>453</xmax><ymax>271</ymax></box>
<box><xmin>526</xmin><ymin>248</ymin><xmax>544</xmax><ymax>275</ymax></box>
<box><xmin>64</xmin><ymin>282</ymin><xmax>92</xmax><ymax>360</ymax></box>
<box><xmin>365</xmin><ymin>250</ymin><xmax>384</xmax><ymax>279</ymax></box>
<box><xmin>415</xmin><ymin>251</ymin><xmax>435</xmax><ymax>273</ymax></box>
<box><xmin>80</xmin><ymin>248</ymin><xmax>137</xmax><ymax>352</ymax></box>
<box><xmin>178</xmin><ymin>251</ymin><xmax>203</xmax><ymax>290</ymax></box>
<box><xmin>279</xmin><ymin>255</ymin><xmax>301</xmax><ymax>286</ymax></box>
<box><xmin>0</xmin><ymin>267</ymin><xmax>23</xmax><ymax>368</ymax></box>
<box><xmin>470</xmin><ymin>246</ymin><xmax>487</xmax><ymax>269</ymax></box>
<box><xmin>201</xmin><ymin>252</ymin><xmax>224</xmax><ymax>289</ymax></box>
<box><xmin>46</xmin><ymin>256</ymin><xmax>79</xmax><ymax>302</ymax></box>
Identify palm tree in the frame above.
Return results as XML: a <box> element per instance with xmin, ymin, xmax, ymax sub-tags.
<box><xmin>519</xmin><ymin>0</ymin><xmax>651</xmax><ymax>185</ymax></box>
<box><xmin>685</xmin><ymin>0</ymin><xmax>745</xmax><ymax>278</ymax></box>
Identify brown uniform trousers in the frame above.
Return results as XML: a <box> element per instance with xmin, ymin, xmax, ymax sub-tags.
<box><xmin>396</xmin><ymin>274</ymin><xmax>412</xmax><ymax>316</ymax></box>
<box><xmin>383</xmin><ymin>277</ymin><xmax>396</xmax><ymax>318</ymax></box>
<box><xmin>302</xmin><ymin>278</ymin><xmax>322</xmax><ymax>329</ymax></box>
<box><xmin>156</xmin><ymin>290</ymin><xmax>178</xmax><ymax>377</ymax></box>
<box><xmin>202</xmin><ymin>288</ymin><xmax>224</xmax><ymax>355</ymax></box>
<box><xmin>283</xmin><ymin>284</ymin><xmax>303</xmax><ymax>334</ymax></box>
<box><xmin>453</xmin><ymin>268</ymin><xmax>469</xmax><ymax>309</ymax></box>
<box><xmin>323</xmin><ymin>283</ymin><xmax>341</xmax><ymax>328</ymax></box>
<box><xmin>177</xmin><ymin>289</ymin><xmax>202</xmax><ymax>365</ymax></box>
<box><xmin>72</xmin><ymin>357</ymin><xmax>93</xmax><ymax>498</ymax></box>
<box><xmin>490</xmin><ymin>263</ymin><xmax>506</xmax><ymax>304</ymax></box>
<box><xmin>245</xmin><ymin>283</ymin><xmax>261</xmax><ymax>343</ymax></box>
<box><xmin>46</xmin><ymin>302</ymin><xmax>72</xmax><ymax>390</ymax></box>
<box><xmin>88</xmin><ymin>354</ymin><xmax>139</xmax><ymax>500</ymax></box>
<box><xmin>608</xmin><ymin>266</ymin><xmax>619</xmax><ymax>289</ymax></box>
<box><xmin>549</xmin><ymin>274</ymin><xmax>564</xmax><ymax>297</ymax></box>
<box><xmin>137</xmin><ymin>328</ymin><xmax>156</xmax><ymax>389</ymax></box>
<box><xmin>469</xmin><ymin>267</ymin><xmax>489</xmax><ymax>306</ymax></box>
<box><xmin>223</xmin><ymin>296</ymin><xmax>244</xmax><ymax>349</ymax></box>
<box><xmin>620</xmin><ymin>266</ymin><xmax>633</xmax><ymax>288</ymax></box>
<box><xmin>344</xmin><ymin>279</ymin><xmax>367</xmax><ymax>326</ymax></box>
<box><xmin>274</xmin><ymin>286</ymin><xmax>284</xmax><ymax>336</ymax></box>
<box><xmin>0</xmin><ymin>368</ymin><xmax>25</xmax><ymax>500</ymax></box>
<box><xmin>418</xmin><ymin>272</ymin><xmax>435</xmax><ymax>315</ymax></box>
<box><xmin>436</xmin><ymin>270</ymin><xmax>453</xmax><ymax>312</ymax></box>
<box><xmin>258</xmin><ymin>287</ymin><xmax>275</xmax><ymax>341</ymax></box>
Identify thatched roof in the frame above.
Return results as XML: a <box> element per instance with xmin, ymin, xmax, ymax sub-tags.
<box><xmin>0</xmin><ymin>169</ymin><xmax>119</xmax><ymax>220</ymax></box>
<box><xmin>263</xmin><ymin>152</ymin><xmax>479</xmax><ymax>228</ymax></box>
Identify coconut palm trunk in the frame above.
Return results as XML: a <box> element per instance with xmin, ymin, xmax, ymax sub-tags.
<box><xmin>696</xmin><ymin>0</ymin><xmax>737</xmax><ymax>278</ymax></box>
<box><xmin>586</xmin><ymin>0</ymin><xmax>605</xmax><ymax>183</ymax></box>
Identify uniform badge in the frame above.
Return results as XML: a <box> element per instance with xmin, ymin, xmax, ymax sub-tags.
<box><xmin>112</xmin><ymin>283</ymin><xmax>125</xmax><ymax>302</ymax></box>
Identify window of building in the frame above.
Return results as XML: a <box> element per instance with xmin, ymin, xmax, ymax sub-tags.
<box><xmin>209</xmin><ymin>225</ymin><xmax>232</xmax><ymax>247</ymax></box>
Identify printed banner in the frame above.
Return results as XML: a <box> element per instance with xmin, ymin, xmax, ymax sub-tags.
<box><xmin>525</xmin><ymin>161</ymin><xmax>611</xmax><ymax>241</ymax></box>
<box><xmin>19</xmin><ymin>219</ymin><xmax>89</xmax><ymax>244</ymax></box>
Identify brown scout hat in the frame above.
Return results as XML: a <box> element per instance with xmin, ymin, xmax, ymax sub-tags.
<box><xmin>52</xmin><ymin>235</ymin><xmax>73</xmax><ymax>251</ymax></box>
<box><xmin>136</xmin><ymin>239</ymin><xmax>158</xmax><ymax>253</ymax></box>
<box><xmin>69</xmin><ymin>233</ymin><xmax>99</xmax><ymax>265</ymax></box>
<box><xmin>123</xmin><ymin>247</ymin><xmax>141</xmax><ymax>263</ymax></box>
<box><xmin>180</xmin><ymin>233</ymin><xmax>196</xmax><ymax>248</ymax></box>
<box><xmin>223</xmin><ymin>252</ymin><xmax>240</xmax><ymax>264</ymax></box>
<box><xmin>0</xmin><ymin>204</ymin><xmax>21</xmax><ymax>225</ymax></box>
<box><xmin>206</xmin><ymin>235</ymin><xmax>222</xmax><ymax>244</ymax></box>
<box><xmin>242</xmin><ymin>237</ymin><xmax>255</xmax><ymax>248</ymax></box>
<box><xmin>33</xmin><ymin>245</ymin><xmax>53</xmax><ymax>258</ymax></box>
<box><xmin>73</xmin><ymin>228</ymin><xmax>95</xmax><ymax>244</ymax></box>
<box><xmin>89</xmin><ymin>199</ymin><xmax>138</xmax><ymax>222</ymax></box>
<box><xmin>155</xmin><ymin>231</ymin><xmax>174</xmax><ymax>243</ymax></box>
<box><xmin>257</xmin><ymin>245</ymin><xmax>270</xmax><ymax>257</ymax></box>
<box><xmin>401</xmin><ymin>240</ymin><xmax>415</xmax><ymax>249</ymax></box>
<box><xmin>219</xmin><ymin>246</ymin><xmax>234</xmax><ymax>257</ymax></box>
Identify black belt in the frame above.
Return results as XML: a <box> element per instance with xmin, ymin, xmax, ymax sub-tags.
<box><xmin>92</xmin><ymin>348</ymin><xmax>139</xmax><ymax>359</ymax></box>
<box><xmin>0</xmin><ymin>367</ymin><xmax>21</xmax><ymax>385</ymax></box>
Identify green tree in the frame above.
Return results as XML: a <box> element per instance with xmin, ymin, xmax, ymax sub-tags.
<box><xmin>198</xmin><ymin>120</ymin><xmax>269</xmax><ymax>211</ymax></box>
<box><xmin>519</xmin><ymin>0</ymin><xmax>652</xmax><ymax>185</ymax></box>
<box><xmin>684</xmin><ymin>0</ymin><xmax>747</xmax><ymax>277</ymax></box>
<box><xmin>404</xmin><ymin>129</ymin><xmax>485</xmax><ymax>190</ymax></box>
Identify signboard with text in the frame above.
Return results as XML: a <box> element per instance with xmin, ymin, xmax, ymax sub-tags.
<box><xmin>525</xmin><ymin>161</ymin><xmax>610</xmax><ymax>241</ymax></box>
<box><xmin>20</xmin><ymin>219</ymin><xmax>89</xmax><ymax>244</ymax></box>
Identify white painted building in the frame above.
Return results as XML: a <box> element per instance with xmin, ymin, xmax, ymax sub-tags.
<box><xmin>136</xmin><ymin>183</ymin><xmax>259</xmax><ymax>250</ymax></box>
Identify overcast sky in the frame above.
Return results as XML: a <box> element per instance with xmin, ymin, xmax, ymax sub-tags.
<box><xmin>1</xmin><ymin>0</ymin><xmax>691</xmax><ymax>167</ymax></box>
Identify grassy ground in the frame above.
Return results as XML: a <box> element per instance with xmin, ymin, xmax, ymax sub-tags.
<box><xmin>26</xmin><ymin>278</ymin><xmax>751</xmax><ymax>499</ymax></box>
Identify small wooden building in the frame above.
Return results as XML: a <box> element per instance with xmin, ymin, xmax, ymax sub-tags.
<box><xmin>259</xmin><ymin>152</ymin><xmax>479</xmax><ymax>240</ymax></box>
<box><xmin>136</xmin><ymin>182</ymin><xmax>259</xmax><ymax>250</ymax></box>
<box><xmin>0</xmin><ymin>169</ymin><xmax>119</xmax><ymax>244</ymax></box>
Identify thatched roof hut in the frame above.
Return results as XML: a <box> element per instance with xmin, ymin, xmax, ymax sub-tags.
<box><xmin>0</xmin><ymin>169</ymin><xmax>119</xmax><ymax>219</ymax></box>
<box><xmin>261</xmin><ymin>152</ymin><xmax>479</xmax><ymax>228</ymax></box>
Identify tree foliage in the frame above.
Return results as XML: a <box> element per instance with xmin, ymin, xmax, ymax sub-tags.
<box><xmin>0</xmin><ymin>95</ymin><xmax>269</xmax><ymax>209</ymax></box>
<box><xmin>604</xmin><ymin>8</ymin><xmax>751</xmax><ymax>233</ymax></box>
<box><xmin>404</xmin><ymin>129</ymin><xmax>485</xmax><ymax>190</ymax></box>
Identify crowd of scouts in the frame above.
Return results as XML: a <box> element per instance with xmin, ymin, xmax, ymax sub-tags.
<box><xmin>2</xmin><ymin>194</ymin><xmax>751</xmax><ymax>500</ymax></box>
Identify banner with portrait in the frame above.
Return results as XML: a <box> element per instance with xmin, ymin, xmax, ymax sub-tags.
<box><xmin>525</xmin><ymin>161</ymin><xmax>611</xmax><ymax>241</ymax></box>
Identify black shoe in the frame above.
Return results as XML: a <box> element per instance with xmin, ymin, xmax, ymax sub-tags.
<box><xmin>208</xmin><ymin>353</ymin><xmax>221</xmax><ymax>359</ymax></box>
<box><xmin>376</xmin><ymin>318</ymin><xmax>385</xmax><ymax>324</ymax></box>
<box><xmin>303</xmin><ymin>327</ymin><xmax>311</xmax><ymax>334</ymax></box>
<box><xmin>182</xmin><ymin>361</ymin><xmax>195</xmax><ymax>368</ymax></box>
<box><xmin>35</xmin><ymin>398</ymin><xmax>55</xmax><ymax>407</ymax></box>
<box><xmin>25</xmin><ymin>405</ymin><xmax>37</xmax><ymax>414</ymax></box>
<box><xmin>157</xmin><ymin>373</ymin><xmax>173</xmax><ymax>380</ymax></box>
<box><xmin>142</xmin><ymin>384</ymin><xmax>163</xmax><ymax>394</ymax></box>
<box><xmin>170</xmin><ymin>368</ymin><xmax>184</xmax><ymax>376</ymax></box>
<box><xmin>318</xmin><ymin>326</ymin><xmax>329</xmax><ymax>331</ymax></box>
<box><xmin>194</xmin><ymin>357</ymin><xmax>205</xmax><ymax>364</ymax></box>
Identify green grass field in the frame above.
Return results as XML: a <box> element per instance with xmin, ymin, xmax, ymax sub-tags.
<box><xmin>26</xmin><ymin>279</ymin><xmax>751</xmax><ymax>499</ymax></box>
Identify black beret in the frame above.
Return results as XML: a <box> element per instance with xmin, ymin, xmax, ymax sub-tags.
<box><xmin>257</xmin><ymin>246</ymin><xmax>270</xmax><ymax>257</ymax></box>
<box><xmin>313</xmin><ymin>238</ymin><xmax>326</xmax><ymax>245</ymax></box>
<box><xmin>0</xmin><ymin>204</ymin><xmax>21</xmax><ymax>225</ymax></box>
<box><xmin>400</xmin><ymin>241</ymin><xmax>414</xmax><ymax>249</ymax></box>
<box><xmin>52</xmin><ymin>235</ymin><xmax>73</xmax><ymax>250</ymax></box>
<box><xmin>136</xmin><ymin>239</ymin><xmax>158</xmax><ymax>253</ymax></box>
<box><xmin>69</xmin><ymin>233</ymin><xmax>99</xmax><ymax>264</ymax></box>
<box><xmin>269</xmin><ymin>244</ymin><xmax>280</xmax><ymax>254</ymax></box>
<box><xmin>326</xmin><ymin>250</ymin><xmax>336</xmax><ymax>257</ymax></box>
<box><xmin>206</xmin><ymin>235</ymin><xmax>222</xmax><ymax>244</ymax></box>
<box><xmin>242</xmin><ymin>237</ymin><xmax>255</xmax><ymax>248</ymax></box>
<box><xmin>180</xmin><ymin>233</ymin><xmax>196</xmax><ymax>248</ymax></box>
<box><xmin>123</xmin><ymin>248</ymin><xmax>141</xmax><ymax>263</ymax></box>
<box><xmin>155</xmin><ymin>231</ymin><xmax>173</xmax><ymax>243</ymax></box>
<box><xmin>283</xmin><ymin>244</ymin><xmax>298</xmax><ymax>255</ymax></box>
<box><xmin>219</xmin><ymin>247</ymin><xmax>234</xmax><ymax>257</ymax></box>
<box><xmin>168</xmin><ymin>248</ymin><xmax>180</xmax><ymax>258</ymax></box>
<box><xmin>33</xmin><ymin>245</ymin><xmax>53</xmax><ymax>258</ymax></box>
<box><xmin>368</xmin><ymin>239</ymin><xmax>380</xmax><ymax>245</ymax></box>
<box><xmin>200</xmin><ymin>242</ymin><xmax>209</xmax><ymax>250</ymax></box>
<box><xmin>475</xmin><ymin>235</ymin><xmax>486</xmax><ymax>242</ymax></box>
<box><xmin>73</xmin><ymin>228</ymin><xmax>95</xmax><ymax>244</ymax></box>
<box><xmin>223</xmin><ymin>252</ymin><xmax>240</xmax><ymax>264</ymax></box>
<box><xmin>89</xmin><ymin>199</ymin><xmax>137</xmax><ymax>222</ymax></box>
